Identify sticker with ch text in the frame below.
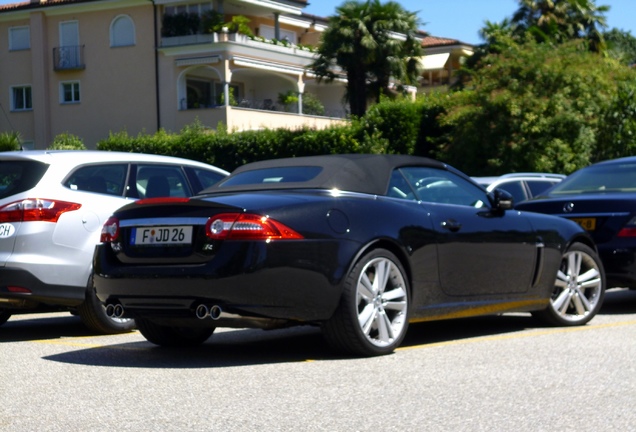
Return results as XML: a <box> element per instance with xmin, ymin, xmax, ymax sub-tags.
<box><xmin>0</xmin><ymin>223</ymin><xmax>16</xmax><ymax>238</ymax></box>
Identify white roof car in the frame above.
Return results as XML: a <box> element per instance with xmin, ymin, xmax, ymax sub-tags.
<box><xmin>472</xmin><ymin>172</ymin><xmax>565</xmax><ymax>204</ymax></box>
<box><xmin>0</xmin><ymin>150</ymin><xmax>228</xmax><ymax>333</ymax></box>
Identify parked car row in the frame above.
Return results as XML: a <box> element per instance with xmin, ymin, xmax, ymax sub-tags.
<box><xmin>1</xmin><ymin>150</ymin><xmax>633</xmax><ymax>357</ymax></box>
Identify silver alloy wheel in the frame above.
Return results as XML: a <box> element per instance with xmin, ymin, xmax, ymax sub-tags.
<box><xmin>356</xmin><ymin>257</ymin><xmax>408</xmax><ymax>347</ymax></box>
<box><xmin>551</xmin><ymin>249</ymin><xmax>603</xmax><ymax>323</ymax></box>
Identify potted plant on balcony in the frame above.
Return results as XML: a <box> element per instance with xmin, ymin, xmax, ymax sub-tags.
<box><xmin>278</xmin><ymin>90</ymin><xmax>299</xmax><ymax>113</ymax></box>
<box><xmin>201</xmin><ymin>11</ymin><xmax>253</xmax><ymax>39</ymax></box>
<box><xmin>225</xmin><ymin>15</ymin><xmax>253</xmax><ymax>38</ymax></box>
<box><xmin>302</xmin><ymin>93</ymin><xmax>325</xmax><ymax>116</ymax></box>
<box><xmin>200</xmin><ymin>10</ymin><xmax>224</xmax><ymax>34</ymax></box>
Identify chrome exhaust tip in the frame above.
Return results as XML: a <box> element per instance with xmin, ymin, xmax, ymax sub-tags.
<box><xmin>195</xmin><ymin>304</ymin><xmax>209</xmax><ymax>319</ymax></box>
<box><xmin>113</xmin><ymin>304</ymin><xmax>125</xmax><ymax>318</ymax></box>
<box><xmin>105</xmin><ymin>304</ymin><xmax>115</xmax><ymax>317</ymax></box>
<box><xmin>210</xmin><ymin>305</ymin><xmax>222</xmax><ymax>320</ymax></box>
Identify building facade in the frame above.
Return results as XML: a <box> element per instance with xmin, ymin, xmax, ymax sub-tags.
<box><xmin>0</xmin><ymin>0</ymin><xmax>472</xmax><ymax>149</ymax></box>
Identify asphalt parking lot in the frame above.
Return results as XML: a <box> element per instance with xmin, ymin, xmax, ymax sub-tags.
<box><xmin>2</xmin><ymin>289</ymin><xmax>636</xmax><ymax>432</ymax></box>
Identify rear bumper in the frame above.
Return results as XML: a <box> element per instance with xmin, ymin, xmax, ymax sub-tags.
<box><xmin>0</xmin><ymin>267</ymin><xmax>85</xmax><ymax>309</ymax></box>
<box><xmin>93</xmin><ymin>241</ymin><xmax>350</xmax><ymax>323</ymax></box>
<box><xmin>94</xmin><ymin>269</ymin><xmax>340</xmax><ymax>323</ymax></box>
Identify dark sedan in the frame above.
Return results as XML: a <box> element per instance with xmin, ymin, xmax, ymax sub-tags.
<box><xmin>93</xmin><ymin>154</ymin><xmax>605</xmax><ymax>357</ymax></box>
<box><xmin>516</xmin><ymin>156</ymin><xmax>636</xmax><ymax>290</ymax></box>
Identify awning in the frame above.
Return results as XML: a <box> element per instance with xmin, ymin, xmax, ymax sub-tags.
<box><xmin>420</xmin><ymin>53</ymin><xmax>450</xmax><ymax>70</ymax></box>
<box><xmin>278</xmin><ymin>16</ymin><xmax>312</xmax><ymax>29</ymax></box>
<box><xmin>232</xmin><ymin>56</ymin><xmax>305</xmax><ymax>75</ymax></box>
<box><xmin>175</xmin><ymin>56</ymin><xmax>220</xmax><ymax>67</ymax></box>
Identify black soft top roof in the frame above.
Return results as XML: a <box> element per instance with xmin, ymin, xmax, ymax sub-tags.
<box><xmin>206</xmin><ymin>154</ymin><xmax>448</xmax><ymax>195</ymax></box>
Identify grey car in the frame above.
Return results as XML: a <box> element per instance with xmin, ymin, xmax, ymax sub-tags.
<box><xmin>0</xmin><ymin>150</ymin><xmax>228</xmax><ymax>333</ymax></box>
<box><xmin>472</xmin><ymin>173</ymin><xmax>565</xmax><ymax>204</ymax></box>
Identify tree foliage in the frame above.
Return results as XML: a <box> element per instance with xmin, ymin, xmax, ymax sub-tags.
<box><xmin>311</xmin><ymin>0</ymin><xmax>422</xmax><ymax>117</ymax></box>
<box><xmin>604</xmin><ymin>28</ymin><xmax>636</xmax><ymax>65</ymax></box>
<box><xmin>510</xmin><ymin>0</ymin><xmax>609</xmax><ymax>52</ymax></box>
<box><xmin>595</xmin><ymin>82</ymin><xmax>636</xmax><ymax>161</ymax></box>
<box><xmin>435</xmin><ymin>40</ymin><xmax>636</xmax><ymax>175</ymax></box>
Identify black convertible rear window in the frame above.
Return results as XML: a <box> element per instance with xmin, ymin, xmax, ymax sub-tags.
<box><xmin>219</xmin><ymin>166</ymin><xmax>323</xmax><ymax>187</ymax></box>
<box><xmin>0</xmin><ymin>160</ymin><xmax>49</xmax><ymax>199</ymax></box>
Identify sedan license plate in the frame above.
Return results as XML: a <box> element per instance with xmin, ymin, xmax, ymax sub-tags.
<box><xmin>131</xmin><ymin>226</ymin><xmax>192</xmax><ymax>245</ymax></box>
<box><xmin>570</xmin><ymin>217</ymin><xmax>596</xmax><ymax>231</ymax></box>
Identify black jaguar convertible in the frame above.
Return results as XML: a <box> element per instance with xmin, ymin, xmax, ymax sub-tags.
<box><xmin>93</xmin><ymin>154</ymin><xmax>605</xmax><ymax>356</ymax></box>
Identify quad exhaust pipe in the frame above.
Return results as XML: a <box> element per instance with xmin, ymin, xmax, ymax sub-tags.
<box><xmin>105</xmin><ymin>302</ymin><xmax>224</xmax><ymax>320</ymax></box>
<box><xmin>105</xmin><ymin>303</ymin><xmax>125</xmax><ymax>319</ymax></box>
<box><xmin>103</xmin><ymin>301</ymin><xmax>285</xmax><ymax>329</ymax></box>
<box><xmin>195</xmin><ymin>304</ymin><xmax>223</xmax><ymax>320</ymax></box>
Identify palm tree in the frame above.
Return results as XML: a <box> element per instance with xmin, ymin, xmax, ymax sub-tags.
<box><xmin>510</xmin><ymin>0</ymin><xmax>609</xmax><ymax>51</ymax></box>
<box><xmin>311</xmin><ymin>0</ymin><xmax>422</xmax><ymax>117</ymax></box>
<box><xmin>570</xmin><ymin>0</ymin><xmax>609</xmax><ymax>52</ymax></box>
<box><xmin>479</xmin><ymin>19</ymin><xmax>515</xmax><ymax>46</ymax></box>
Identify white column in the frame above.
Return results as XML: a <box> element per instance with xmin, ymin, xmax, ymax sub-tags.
<box><xmin>222</xmin><ymin>58</ymin><xmax>233</xmax><ymax>107</ymax></box>
<box><xmin>297</xmin><ymin>76</ymin><xmax>305</xmax><ymax>115</ymax></box>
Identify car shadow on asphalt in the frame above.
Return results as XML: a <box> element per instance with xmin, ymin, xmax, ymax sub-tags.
<box><xmin>0</xmin><ymin>313</ymin><xmax>96</xmax><ymax>343</ymax></box>
<box><xmin>4</xmin><ymin>289</ymin><xmax>635</xmax><ymax>368</ymax></box>
<box><xmin>34</xmin><ymin>314</ymin><xmax>538</xmax><ymax>369</ymax></box>
<box><xmin>599</xmin><ymin>287</ymin><xmax>636</xmax><ymax>315</ymax></box>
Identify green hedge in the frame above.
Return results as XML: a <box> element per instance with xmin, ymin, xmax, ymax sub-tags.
<box><xmin>47</xmin><ymin>132</ymin><xmax>86</xmax><ymax>150</ymax></box>
<box><xmin>97</xmin><ymin>117</ymin><xmax>398</xmax><ymax>172</ymax></box>
<box><xmin>0</xmin><ymin>132</ymin><xmax>22</xmax><ymax>152</ymax></box>
<box><xmin>95</xmin><ymin>97</ymin><xmax>449</xmax><ymax>172</ymax></box>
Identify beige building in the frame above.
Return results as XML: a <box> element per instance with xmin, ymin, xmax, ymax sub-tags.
<box><xmin>0</xmin><ymin>0</ymin><xmax>472</xmax><ymax>149</ymax></box>
<box><xmin>420</xmin><ymin>35</ymin><xmax>474</xmax><ymax>91</ymax></box>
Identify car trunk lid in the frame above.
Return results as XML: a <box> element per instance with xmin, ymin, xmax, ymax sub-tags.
<box><xmin>516</xmin><ymin>194</ymin><xmax>635</xmax><ymax>243</ymax></box>
<box><xmin>108</xmin><ymin>198</ymin><xmax>232</xmax><ymax>262</ymax></box>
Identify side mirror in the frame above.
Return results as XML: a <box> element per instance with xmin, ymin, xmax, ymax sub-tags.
<box><xmin>489</xmin><ymin>188</ymin><xmax>513</xmax><ymax>211</ymax></box>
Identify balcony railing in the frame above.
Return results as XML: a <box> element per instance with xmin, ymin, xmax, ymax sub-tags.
<box><xmin>182</xmin><ymin>97</ymin><xmax>346</xmax><ymax>119</ymax></box>
<box><xmin>161</xmin><ymin>33</ymin><xmax>218</xmax><ymax>47</ymax></box>
<box><xmin>160</xmin><ymin>32</ymin><xmax>316</xmax><ymax>58</ymax></box>
<box><xmin>53</xmin><ymin>45</ymin><xmax>85</xmax><ymax>71</ymax></box>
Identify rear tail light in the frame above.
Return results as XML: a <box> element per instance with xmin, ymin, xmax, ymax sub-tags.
<box><xmin>618</xmin><ymin>217</ymin><xmax>636</xmax><ymax>237</ymax></box>
<box><xmin>0</xmin><ymin>199</ymin><xmax>81</xmax><ymax>223</ymax></box>
<box><xmin>206</xmin><ymin>213</ymin><xmax>303</xmax><ymax>241</ymax></box>
<box><xmin>7</xmin><ymin>286</ymin><xmax>31</xmax><ymax>293</ymax></box>
<box><xmin>101</xmin><ymin>216</ymin><xmax>120</xmax><ymax>242</ymax></box>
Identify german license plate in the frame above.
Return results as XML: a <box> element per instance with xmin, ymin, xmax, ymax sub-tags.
<box><xmin>570</xmin><ymin>217</ymin><xmax>596</xmax><ymax>231</ymax></box>
<box><xmin>131</xmin><ymin>226</ymin><xmax>192</xmax><ymax>245</ymax></box>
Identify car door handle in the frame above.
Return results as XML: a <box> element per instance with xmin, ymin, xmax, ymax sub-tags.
<box><xmin>441</xmin><ymin>219</ymin><xmax>461</xmax><ymax>232</ymax></box>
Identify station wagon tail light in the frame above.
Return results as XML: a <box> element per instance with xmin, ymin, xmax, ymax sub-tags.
<box><xmin>618</xmin><ymin>217</ymin><xmax>636</xmax><ymax>237</ymax></box>
<box><xmin>0</xmin><ymin>199</ymin><xmax>81</xmax><ymax>223</ymax></box>
<box><xmin>206</xmin><ymin>213</ymin><xmax>303</xmax><ymax>240</ymax></box>
<box><xmin>101</xmin><ymin>216</ymin><xmax>120</xmax><ymax>242</ymax></box>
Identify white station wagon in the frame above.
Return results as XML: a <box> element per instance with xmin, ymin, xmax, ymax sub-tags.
<box><xmin>0</xmin><ymin>150</ymin><xmax>228</xmax><ymax>333</ymax></box>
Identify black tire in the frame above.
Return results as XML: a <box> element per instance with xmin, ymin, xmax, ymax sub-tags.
<box><xmin>136</xmin><ymin>318</ymin><xmax>215</xmax><ymax>347</ymax></box>
<box><xmin>77</xmin><ymin>275</ymin><xmax>136</xmax><ymax>334</ymax></box>
<box><xmin>0</xmin><ymin>309</ymin><xmax>11</xmax><ymax>326</ymax></box>
<box><xmin>323</xmin><ymin>248</ymin><xmax>410</xmax><ymax>357</ymax></box>
<box><xmin>533</xmin><ymin>242</ymin><xmax>605</xmax><ymax>326</ymax></box>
